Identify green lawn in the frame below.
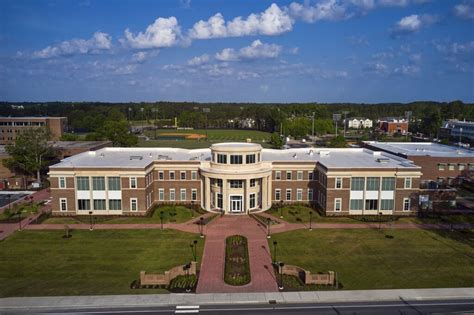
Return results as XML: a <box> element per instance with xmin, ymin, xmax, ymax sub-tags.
<box><xmin>267</xmin><ymin>205</ymin><xmax>358</xmax><ymax>224</ymax></box>
<box><xmin>270</xmin><ymin>228</ymin><xmax>474</xmax><ymax>290</ymax></box>
<box><xmin>144</xmin><ymin>128</ymin><xmax>272</xmax><ymax>142</ymax></box>
<box><xmin>0</xmin><ymin>229</ymin><xmax>204</xmax><ymax>297</ymax></box>
<box><xmin>42</xmin><ymin>206</ymin><xmax>203</xmax><ymax>225</ymax></box>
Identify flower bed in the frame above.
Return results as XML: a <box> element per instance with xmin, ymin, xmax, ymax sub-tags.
<box><xmin>224</xmin><ymin>235</ymin><xmax>251</xmax><ymax>286</ymax></box>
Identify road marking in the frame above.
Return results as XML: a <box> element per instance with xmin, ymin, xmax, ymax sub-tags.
<box><xmin>175</xmin><ymin>305</ymin><xmax>199</xmax><ymax>313</ymax></box>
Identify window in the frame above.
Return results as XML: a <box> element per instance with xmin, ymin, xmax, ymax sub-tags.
<box><xmin>109</xmin><ymin>199</ymin><xmax>122</xmax><ymax>210</ymax></box>
<box><xmin>448</xmin><ymin>164</ymin><xmax>455</xmax><ymax>171</ymax></box>
<box><xmin>365</xmin><ymin>199</ymin><xmax>378</xmax><ymax>210</ymax></box>
<box><xmin>59</xmin><ymin>177</ymin><xmax>66</xmax><ymax>189</ymax></box>
<box><xmin>286</xmin><ymin>189</ymin><xmax>291</xmax><ymax>201</ymax></box>
<box><xmin>335</xmin><ymin>177</ymin><xmax>342</xmax><ymax>189</ymax></box>
<box><xmin>169</xmin><ymin>171</ymin><xmax>175</xmax><ymax>180</ymax></box>
<box><xmin>192</xmin><ymin>189</ymin><xmax>197</xmax><ymax>201</ymax></box>
<box><xmin>469</xmin><ymin>164</ymin><xmax>474</xmax><ymax>171</ymax></box>
<box><xmin>380</xmin><ymin>199</ymin><xmax>394</xmax><ymax>210</ymax></box>
<box><xmin>250</xmin><ymin>193</ymin><xmax>256</xmax><ymax>208</ymax></box>
<box><xmin>308</xmin><ymin>172</ymin><xmax>313</xmax><ymax>180</ymax></box>
<box><xmin>296</xmin><ymin>189</ymin><xmax>303</xmax><ymax>201</ymax></box>
<box><xmin>275</xmin><ymin>171</ymin><xmax>281</xmax><ymax>180</ymax></box>
<box><xmin>381</xmin><ymin>177</ymin><xmax>395</xmax><ymax>191</ymax></box>
<box><xmin>275</xmin><ymin>189</ymin><xmax>281</xmax><ymax>201</ymax></box>
<box><xmin>91</xmin><ymin>177</ymin><xmax>105</xmax><ymax>190</ymax></box>
<box><xmin>351</xmin><ymin>177</ymin><xmax>364</xmax><ymax>191</ymax></box>
<box><xmin>214</xmin><ymin>193</ymin><xmax>221</xmax><ymax>208</ymax></box>
<box><xmin>246</xmin><ymin>154</ymin><xmax>256</xmax><ymax>164</ymax></box>
<box><xmin>250</xmin><ymin>179</ymin><xmax>256</xmax><ymax>187</ymax></box>
<box><xmin>297</xmin><ymin>171</ymin><xmax>303</xmax><ymax>180</ymax></box>
<box><xmin>76</xmin><ymin>177</ymin><xmax>90</xmax><ymax>191</ymax></box>
<box><xmin>366</xmin><ymin>177</ymin><xmax>380</xmax><ymax>191</ymax></box>
<box><xmin>60</xmin><ymin>198</ymin><xmax>67</xmax><ymax>211</ymax></box>
<box><xmin>108</xmin><ymin>177</ymin><xmax>121</xmax><ymax>191</ymax></box>
<box><xmin>403</xmin><ymin>198</ymin><xmax>411</xmax><ymax>211</ymax></box>
<box><xmin>350</xmin><ymin>199</ymin><xmax>363</xmax><ymax>210</ymax></box>
<box><xmin>170</xmin><ymin>189</ymin><xmax>175</xmax><ymax>201</ymax></box>
<box><xmin>215</xmin><ymin>178</ymin><xmax>223</xmax><ymax>187</ymax></box>
<box><xmin>230</xmin><ymin>155</ymin><xmax>243</xmax><ymax>164</ymax></box>
<box><xmin>459</xmin><ymin>164</ymin><xmax>466</xmax><ymax>171</ymax></box>
<box><xmin>180</xmin><ymin>189</ymin><xmax>186</xmax><ymax>201</ymax></box>
<box><xmin>158</xmin><ymin>171</ymin><xmax>164</xmax><ymax>180</ymax></box>
<box><xmin>438</xmin><ymin>163</ymin><xmax>446</xmax><ymax>171</ymax></box>
<box><xmin>404</xmin><ymin>177</ymin><xmax>412</xmax><ymax>189</ymax></box>
<box><xmin>77</xmin><ymin>199</ymin><xmax>90</xmax><ymax>210</ymax></box>
<box><xmin>308</xmin><ymin>189</ymin><xmax>313</xmax><ymax>201</ymax></box>
<box><xmin>159</xmin><ymin>189</ymin><xmax>164</xmax><ymax>201</ymax></box>
<box><xmin>180</xmin><ymin>171</ymin><xmax>186</xmax><ymax>180</ymax></box>
<box><xmin>334</xmin><ymin>198</ymin><xmax>342</xmax><ymax>212</ymax></box>
<box><xmin>191</xmin><ymin>171</ymin><xmax>197</xmax><ymax>180</ymax></box>
<box><xmin>217</xmin><ymin>154</ymin><xmax>227</xmax><ymax>164</ymax></box>
<box><xmin>130</xmin><ymin>198</ymin><xmax>138</xmax><ymax>211</ymax></box>
<box><xmin>286</xmin><ymin>171</ymin><xmax>292</xmax><ymax>180</ymax></box>
<box><xmin>130</xmin><ymin>177</ymin><xmax>137</xmax><ymax>189</ymax></box>
<box><xmin>230</xmin><ymin>180</ymin><xmax>243</xmax><ymax>188</ymax></box>
<box><xmin>93</xmin><ymin>199</ymin><xmax>106</xmax><ymax>210</ymax></box>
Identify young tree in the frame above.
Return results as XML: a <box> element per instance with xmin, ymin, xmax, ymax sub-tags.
<box><xmin>328</xmin><ymin>135</ymin><xmax>347</xmax><ymax>148</ymax></box>
<box><xmin>270</xmin><ymin>133</ymin><xmax>284</xmax><ymax>149</ymax></box>
<box><xmin>3</xmin><ymin>127</ymin><xmax>56</xmax><ymax>184</ymax></box>
<box><xmin>100</xmin><ymin>120</ymin><xmax>138</xmax><ymax>146</ymax></box>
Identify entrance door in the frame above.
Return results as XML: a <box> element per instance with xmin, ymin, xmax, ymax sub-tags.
<box><xmin>230</xmin><ymin>195</ymin><xmax>243</xmax><ymax>213</ymax></box>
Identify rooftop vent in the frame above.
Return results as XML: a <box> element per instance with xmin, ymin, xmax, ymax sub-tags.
<box><xmin>149</xmin><ymin>153</ymin><xmax>153</xmax><ymax>158</ymax></box>
<box><xmin>319</xmin><ymin>150</ymin><xmax>330</xmax><ymax>157</ymax></box>
<box><xmin>157</xmin><ymin>154</ymin><xmax>170</xmax><ymax>160</ymax></box>
<box><xmin>293</xmin><ymin>153</ymin><xmax>298</xmax><ymax>159</ymax></box>
<box><xmin>308</xmin><ymin>150</ymin><xmax>314</xmax><ymax>156</ymax></box>
<box><xmin>376</xmin><ymin>157</ymin><xmax>390</xmax><ymax>163</ymax></box>
<box><xmin>129</xmin><ymin>155</ymin><xmax>143</xmax><ymax>161</ymax></box>
<box><xmin>99</xmin><ymin>153</ymin><xmax>104</xmax><ymax>159</ymax></box>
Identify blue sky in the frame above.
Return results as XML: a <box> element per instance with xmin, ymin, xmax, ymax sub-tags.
<box><xmin>0</xmin><ymin>0</ymin><xmax>473</xmax><ymax>103</ymax></box>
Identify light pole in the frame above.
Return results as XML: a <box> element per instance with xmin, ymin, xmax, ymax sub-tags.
<box><xmin>333</xmin><ymin>114</ymin><xmax>341</xmax><ymax>137</ymax></box>
<box><xmin>311</xmin><ymin>112</ymin><xmax>315</xmax><ymax>139</ymax></box>
<box><xmin>160</xmin><ymin>211</ymin><xmax>164</xmax><ymax>230</ymax></box>
<box><xmin>203</xmin><ymin>108</ymin><xmax>210</xmax><ymax>140</ymax></box>
<box><xmin>17</xmin><ymin>209</ymin><xmax>22</xmax><ymax>231</ymax></box>
<box><xmin>309</xmin><ymin>210</ymin><xmax>313</xmax><ymax>231</ymax></box>
<box><xmin>88</xmin><ymin>210</ymin><xmax>93</xmax><ymax>231</ymax></box>
<box><xmin>267</xmin><ymin>217</ymin><xmax>271</xmax><ymax>239</ymax></box>
<box><xmin>378</xmin><ymin>211</ymin><xmax>383</xmax><ymax>230</ymax></box>
<box><xmin>343</xmin><ymin>111</ymin><xmax>349</xmax><ymax>138</ymax></box>
<box><xmin>193</xmin><ymin>240</ymin><xmax>198</xmax><ymax>261</ymax></box>
<box><xmin>273</xmin><ymin>241</ymin><xmax>278</xmax><ymax>264</ymax></box>
<box><xmin>152</xmin><ymin>107</ymin><xmax>158</xmax><ymax>139</ymax></box>
<box><xmin>140</xmin><ymin>107</ymin><xmax>144</xmax><ymax>133</ymax></box>
<box><xmin>278</xmin><ymin>261</ymin><xmax>285</xmax><ymax>290</ymax></box>
<box><xmin>199</xmin><ymin>217</ymin><xmax>204</xmax><ymax>238</ymax></box>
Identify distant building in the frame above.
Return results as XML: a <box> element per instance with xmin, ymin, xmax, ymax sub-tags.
<box><xmin>0</xmin><ymin>116</ymin><xmax>68</xmax><ymax>145</ymax></box>
<box><xmin>377</xmin><ymin>117</ymin><xmax>408</xmax><ymax>135</ymax></box>
<box><xmin>440</xmin><ymin>120</ymin><xmax>474</xmax><ymax>142</ymax></box>
<box><xmin>344</xmin><ymin>117</ymin><xmax>373</xmax><ymax>129</ymax></box>
<box><xmin>228</xmin><ymin>118</ymin><xmax>256</xmax><ymax>129</ymax></box>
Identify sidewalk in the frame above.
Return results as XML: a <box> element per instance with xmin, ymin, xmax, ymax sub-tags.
<box><xmin>1</xmin><ymin>288</ymin><xmax>473</xmax><ymax>311</ymax></box>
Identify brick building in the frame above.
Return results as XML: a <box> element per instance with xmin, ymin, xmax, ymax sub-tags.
<box><xmin>49</xmin><ymin>143</ymin><xmax>422</xmax><ymax>217</ymax></box>
<box><xmin>377</xmin><ymin>117</ymin><xmax>408</xmax><ymax>135</ymax></box>
<box><xmin>0</xmin><ymin>116</ymin><xmax>67</xmax><ymax>145</ymax></box>
<box><xmin>364</xmin><ymin>142</ymin><xmax>474</xmax><ymax>185</ymax></box>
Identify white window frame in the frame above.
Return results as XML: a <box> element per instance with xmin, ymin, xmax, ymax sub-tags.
<box><xmin>169</xmin><ymin>171</ymin><xmax>175</xmax><ymax>180</ymax></box>
<box><xmin>59</xmin><ymin>177</ymin><xmax>66</xmax><ymax>189</ymax></box>
<box><xmin>275</xmin><ymin>189</ymin><xmax>281</xmax><ymax>201</ymax></box>
<box><xmin>286</xmin><ymin>171</ymin><xmax>292</xmax><ymax>180</ymax></box>
<box><xmin>170</xmin><ymin>188</ymin><xmax>175</xmax><ymax>201</ymax></box>
<box><xmin>404</xmin><ymin>177</ymin><xmax>412</xmax><ymax>189</ymax></box>
<box><xmin>159</xmin><ymin>188</ymin><xmax>164</xmax><ymax>201</ymax></box>
<box><xmin>191</xmin><ymin>171</ymin><xmax>197</xmax><ymax>180</ymax></box>
<box><xmin>180</xmin><ymin>188</ymin><xmax>186</xmax><ymax>201</ymax></box>
<box><xmin>158</xmin><ymin>171</ymin><xmax>164</xmax><ymax>180</ymax></box>
<box><xmin>180</xmin><ymin>171</ymin><xmax>186</xmax><ymax>180</ymax></box>
<box><xmin>296</xmin><ymin>189</ymin><xmax>303</xmax><ymax>201</ymax></box>
<box><xmin>403</xmin><ymin>198</ymin><xmax>411</xmax><ymax>211</ymax></box>
<box><xmin>59</xmin><ymin>198</ymin><xmax>67</xmax><ymax>212</ymax></box>
<box><xmin>297</xmin><ymin>171</ymin><xmax>303</xmax><ymax>180</ymax></box>
<box><xmin>286</xmin><ymin>189</ymin><xmax>292</xmax><ymax>201</ymax></box>
<box><xmin>249</xmin><ymin>193</ymin><xmax>256</xmax><ymax>209</ymax></box>
<box><xmin>335</xmin><ymin>177</ymin><xmax>342</xmax><ymax>189</ymax></box>
<box><xmin>275</xmin><ymin>171</ymin><xmax>281</xmax><ymax>180</ymax></box>
<box><xmin>334</xmin><ymin>198</ymin><xmax>342</xmax><ymax>212</ymax></box>
<box><xmin>130</xmin><ymin>177</ymin><xmax>137</xmax><ymax>189</ymax></box>
<box><xmin>308</xmin><ymin>189</ymin><xmax>313</xmax><ymax>201</ymax></box>
<box><xmin>191</xmin><ymin>189</ymin><xmax>197</xmax><ymax>201</ymax></box>
<box><xmin>130</xmin><ymin>198</ymin><xmax>138</xmax><ymax>212</ymax></box>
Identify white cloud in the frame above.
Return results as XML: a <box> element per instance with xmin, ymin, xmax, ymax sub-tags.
<box><xmin>393</xmin><ymin>64</ymin><xmax>420</xmax><ymax>75</ymax></box>
<box><xmin>454</xmin><ymin>1</ymin><xmax>474</xmax><ymax>20</ymax></box>
<box><xmin>435</xmin><ymin>41</ymin><xmax>474</xmax><ymax>55</ymax></box>
<box><xmin>179</xmin><ymin>0</ymin><xmax>191</xmax><ymax>9</ymax></box>
<box><xmin>390</xmin><ymin>14</ymin><xmax>437</xmax><ymax>37</ymax></box>
<box><xmin>289</xmin><ymin>47</ymin><xmax>299</xmax><ymax>54</ymax></box>
<box><xmin>377</xmin><ymin>0</ymin><xmax>430</xmax><ymax>6</ymax></box>
<box><xmin>131</xmin><ymin>50</ymin><xmax>159</xmax><ymax>63</ymax></box>
<box><xmin>215</xmin><ymin>40</ymin><xmax>282</xmax><ymax>62</ymax></box>
<box><xmin>122</xmin><ymin>17</ymin><xmax>183</xmax><ymax>49</ymax></box>
<box><xmin>260</xmin><ymin>84</ymin><xmax>269</xmax><ymax>93</ymax></box>
<box><xmin>188</xmin><ymin>3</ymin><xmax>293</xmax><ymax>39</ymax></box>
<box><xmin>289</xmin><ymin>0</ymin><xmax>349</xmax><ymax>22</ymax></box>
<box><xmin>32</xmin><ymin>32</ymin><xmax>112</xmax><ymax>59</ymax></box>
<box><xmin>187</xmin><ymin>54</ymin><xmax>210</xmax><ymax>66</ymax></box>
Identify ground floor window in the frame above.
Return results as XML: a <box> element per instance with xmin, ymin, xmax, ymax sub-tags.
<box><xmin>60</xmin><ymin>198</ymin><xmax>67</xmax><ymax>211</ymax></box>
<box><xmin>217</xmin><ymin>193</ymin><xmax>223</xmax><ymax>209</ymax></box>
<box><xmin>403</xmin><ymin>198</ymin><xmax>411</xmax><ymax>211</ymax></box>
<box><xmin>349</xmin><ymin>199</ymin><xmax>363</xmax><ymax>210</ymax></box>
<box><xmin>250</xmin><ymin>193</ymin><xmax>256</xmax><ymax>208</ymax></box>
<box><xmin>275</xmin><ymin>189</ymin><xmax>281</xmax><ymax>201</ymax></box>
<box><xmin>130</xmin><ymin>198</ymin><xmax>138</xmax><ymax>211</ymax></box>
<box><xmin>109</xmin><ymin>199</ymin><xmax>122</xmax><ymax>210</ymax></box>
<box><xmin>308</xmin><ymin>189</ymin><xmax>313</xmax><ymax>201</ymax></box>
<box><xmin>77</xmin><ymin>199</ymin><xmax>90</xmax><ymax>211</ymax></box>
<box><xmin>93</xmin><ymin>199</ymin><xmax>106</xmax><ymax>210</ymax></box>
<box><xmin>365</xmin><ymin>199</ymin><xmax>378</xmax><ymax>211</ymax></box>
<box><xmin>380</xmin><ymin>199</ymin><xmax>394</xmax><ymax>210</ymax></box>
<box><xmin>170</xmin><ymin>189</ymin><xmax>175</xmax><ymax>201</ymax></box>
<box><xmin>159</xmin><ymin>189</ymin><xmax>164</xmax><ymax>201</ymax></box>
<box><xmin>286</xmin><ymin>189</ymin><xmax>291</xmax><ymax>201</ymax></box>
<box><xmin>180</xmin><ymin>189</ymin><xmax>186</xmax><ymax>201</ymax></box>
<box><xmin>334</xmin><ymin>198</ymin><xmax>342</xmax><ymax>212</ymax></box>
<box><xmin>296</xmin><ymin>189</ymin><xmax>303</xmax><ymax>201</ymax></box>
<box><xmin>192</xmin><ymin>189</ymin><xmax>197</xmax><ymax>201</ymax></box>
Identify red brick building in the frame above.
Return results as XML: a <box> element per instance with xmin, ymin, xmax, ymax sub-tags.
<box><xmin>0</xmin><ymin>116</ymin><xmax>67</xmax><ymax>145</ymax></box>
<box><xmin>377</xmin><ymin>118</ymin><xmax>409</xmax><ymax>135</ymax></box>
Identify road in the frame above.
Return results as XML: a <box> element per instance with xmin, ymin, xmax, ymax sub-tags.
<box><xmin>4</xmin><ymin>299</ymin><xmax>474</xmax><ymax>314</ymax></box>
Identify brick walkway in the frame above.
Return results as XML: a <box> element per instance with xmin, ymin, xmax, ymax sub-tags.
<box><xmin>196</xmin><ymin>215</ymin><xmax>278</xmax><ymax>293</ymax></box>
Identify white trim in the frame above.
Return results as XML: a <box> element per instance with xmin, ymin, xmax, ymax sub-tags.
<box><xmin>275</xmin><ymin>188</ymin><xmax>281</xmax><ymax>201</ymax></box>
<box><xmin>296</xmin><ymin>188</ymin><xmax>303</xmax><ymax>201</ymax></box>
<box><xmin>130</xmin><ymin>198</ymin><xmax>138</xmax><ymax>212</ymax></box>
<box><xmin>180</xmin><ymin>188</ymin><xmax>186</xmax><ymax>201</ymax></box>
<box><xmin>59</xmin><ymin>198</ymin><xmax>67</xmax><ymax>212</ymax></box>
<box><xmin>129</xmin><ymin>176</ymin><xmax>137</xmax><ymax>189</ymax></box>
<box><xmin>170</xmin><ymin>188</ymin><xmax>176</xmax><ymax>201</ymax></box>
<box><xmin>229</xmin><ymin>194</ymin><xmax>244</xmax><ymax>213</ymax></box>
<box><xmin>334</xmin><ymin>198</ymin><xmax>342</xmax><ymax>212</ymax></box>
<box><xmin>403</xmin><ymin>198</ymin><xmax>411</xmax><ymax>211</ymax></box>
<box><xmin>59</xmin><ymin>177</ymin><xmax>66</xmax><ymax>189</ymax></box>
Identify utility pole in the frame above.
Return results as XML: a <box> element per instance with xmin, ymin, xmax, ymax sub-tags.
<box><xmin>203</xmin><ymin>108</ymin><xmax>210</xmax><ymax>140</ymax></box>
<box><xmin>342</xmin><ymin>111</ymin><xmax>349</xmax><ymax>138</ymax></box>
<box><xmin>333</xmin><ymin>114</ymin><xmax>341</xmax><ymax>137</ymax></box>
<box><xmin>312</xmin><ymin>112</ymin><xmax>315</xmax><ymax>139</ymax></box>
<box><xmin>152</xmin><ymin>107</ymin><xmax>158</xmax><ymax>139</ymax></box>
<box><xmin>404</xmin><ymin>111</ymin><xmax>412</xmax><ymax>139</ymax></box>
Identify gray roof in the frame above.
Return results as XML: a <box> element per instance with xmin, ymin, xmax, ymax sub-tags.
<box><xmin>49</xmin><ymin>143</ymin><xmax>420</xmax><ymax>170</ymax></box>
<box><xmin>364</xmin><ymin>141</ymin><xmax>474</xmax><ymax>158</ymax></box>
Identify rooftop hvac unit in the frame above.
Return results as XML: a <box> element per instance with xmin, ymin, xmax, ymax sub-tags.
<box><xmin>129</xmin><ymin>155</ymin><xmax>143</xmax><ymax>160</ymax></box>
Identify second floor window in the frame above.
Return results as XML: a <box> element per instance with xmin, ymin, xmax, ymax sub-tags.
<box><xmin>76</xmin><ymin>177</ymin><xmax>89</xmax><ymax>191</ymax></box>
<box><xmin>230</xmin><ymin>180</ymin><xmax>243</xmax><ymax>188</ymax></box>
<box><xmin>108</xmin><ymin>177</ymin><xmax>121</xmax><ymax>191</ymax></box>
<box><xmin>230</xmin><ymin>155</ymin><xmax>243</xmax><ymax>164</ymax></box>
<box><xmin>130</xmin><ymin>177</ymin><xmax>137</xmax><ymax>189</ymax></box>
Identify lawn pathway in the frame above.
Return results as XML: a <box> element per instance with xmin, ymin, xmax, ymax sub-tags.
<box><xmin>196</xmin><ymin>215</ymin><xmax>278</xmax><ymax>293</ymax></box>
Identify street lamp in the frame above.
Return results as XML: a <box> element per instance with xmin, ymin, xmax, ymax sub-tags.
<box><xmin>272</xmin><ymin>241</ymin><xmax>278</xmax><ymax>264</ymax></box>
<box><xmin>378</xmin><ymin>211</ymin><xmax>383</xmax><ymax>230</ymax></box>
<box><xmin>199</xmin><ymin>217</ymin><xmax>204</xmax><ymax>238</ymax></box>
<box><xmin>17</xmin><ymin>209</ymin><xmax>22</xmax><ymax>231</ymax></box>
<box><xmin>309</xmin><ymin>210</ymin><xmax>313</xmax><ymax>231</ymax></box>
<box><xmin>278</xmin><ymin>261</ymin><xmax>285</xmax><ymax>290</ymax></box>
<box><xmin>160</xmin><ymin>211</ymin><xmax>164</xmax><ymax>230</ymax></box>
<box><xmin>191</xmin><ymin>240</ymin><xmax>198</xmax><ymax>261</ymax></box>
<box><xmin>267</xmin><ymin>217</ymin><xmax>271</xmax><ymax>239</ymax></box>
<box><xmin>88</xmin><ymin>210</ymin><xmax>93</xmax><ymax>231</ymax></box>
<box><xmin>280</xmin><ymin>200</ymin><xmax>284</xmax><ymax>218</ymax></box>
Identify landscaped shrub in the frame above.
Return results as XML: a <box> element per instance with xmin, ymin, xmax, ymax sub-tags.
<box><xmin>224</xmin><ymin>235</ymin><xmax>251</xmax><ymax>286</ymax></box>
<box><xmin>168</xmin><ymin>275</ymin><xmax>197</xmax><ymax>292</ymax></box>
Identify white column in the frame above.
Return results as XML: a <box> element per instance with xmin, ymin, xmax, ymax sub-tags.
<box><xmin>222</xmin><ymin>179</ymin><xmax>228</xmax><ymax>213</ymax></box>
<box><xmin>245</xmin><ymin>178</ymin><xmax>250</xmax><ymax>213</ymax></box>
<box><xmin>262</xmin><ymin>176</ymin><xmax>268</xmax><ymax>210</ymax></box>
<box><xmin>205</xmin><ymin>176</ymin><xmax>211</xmax><ymax>211</ymax></box>
<box><xmin>267</xmin><ymin>175</ymin><xmax>272</xmax><ymax>210</ymax></box>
